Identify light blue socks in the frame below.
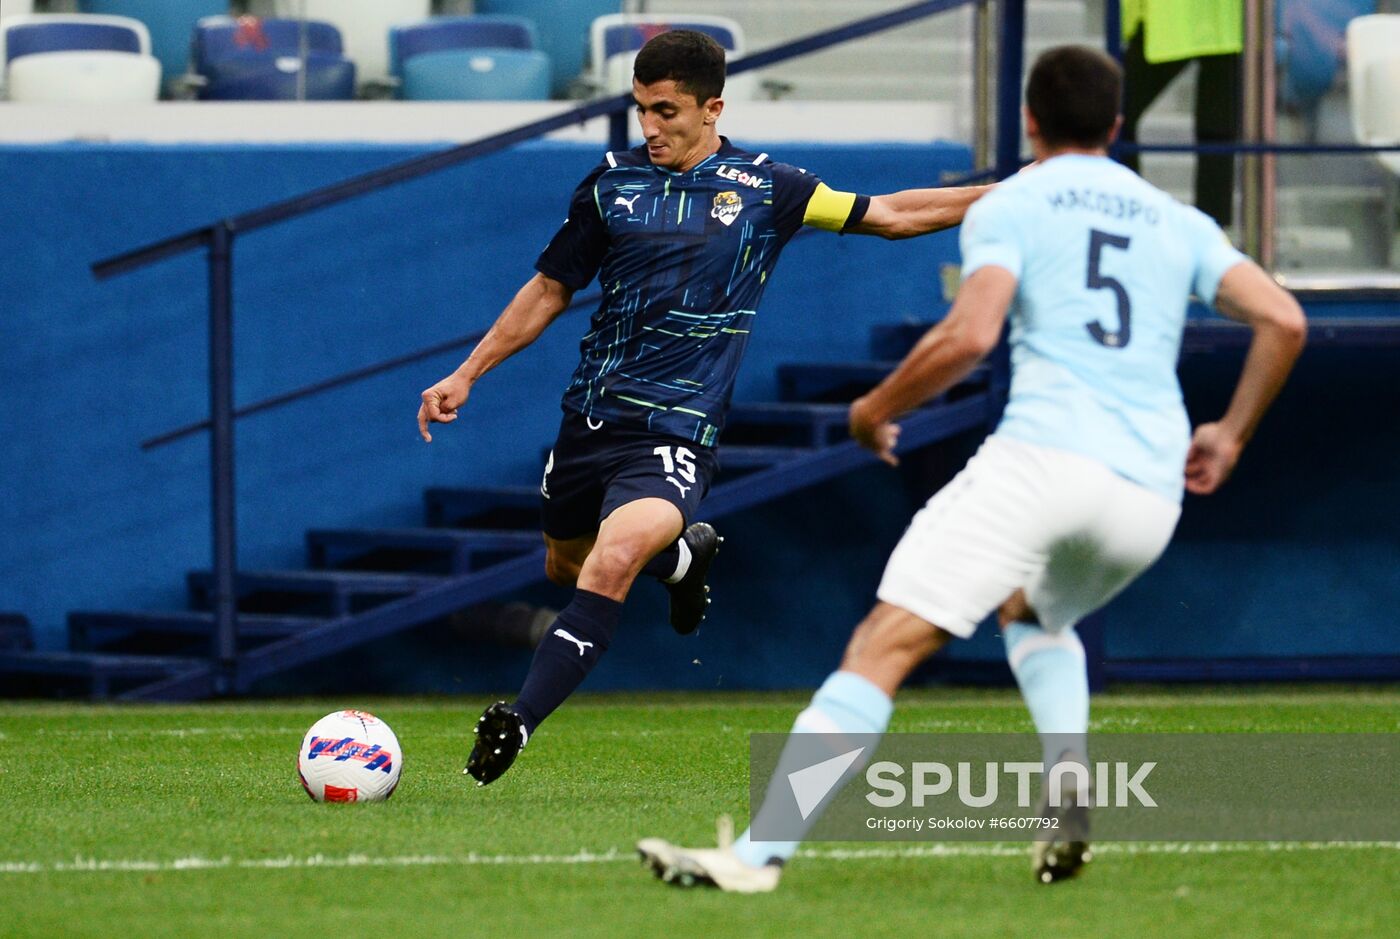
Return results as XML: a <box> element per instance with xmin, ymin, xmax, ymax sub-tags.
<box><xmin>731</xmin><ymin>628</ymin><xmax>1086</xmax><ymax>869</ymax></box>
<box><xmin>1003</xmin><ymin>622</ymin><xmax>1089</xmax><ymax>765</ymax></box>
<box><xmin>733</xmin><ymin>671</ymin><xmax>893</xmax><ymax>868</ymax></box>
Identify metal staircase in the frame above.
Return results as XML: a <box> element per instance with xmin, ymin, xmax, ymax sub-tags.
<box><xmin>0</xmin><ymin>320</ymin><xmax>1002</xmax><ymax>701</ymax></box>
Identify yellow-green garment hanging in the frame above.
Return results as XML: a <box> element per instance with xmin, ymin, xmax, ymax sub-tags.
<box><xmin>1121</xmin><ymin>0</ymin><xmax>1244</xmax><ymax>62</ymax></box>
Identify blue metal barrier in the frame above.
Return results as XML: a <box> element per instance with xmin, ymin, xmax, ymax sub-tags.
<box><xmin>139</xmin><ymin>286</ymin><xmax>598</xmax><ymax>451</ymax></box>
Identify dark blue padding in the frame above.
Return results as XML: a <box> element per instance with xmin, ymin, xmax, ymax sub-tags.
<box><xmin>198</xmin><ymin>51</ymin><xmax>356</xmax><ymax>100</ymax></box>
<box><xmin>4</xmin><ymin>21</ymin><xmax>142</xmax><ymax>63</ymax></box>
<box><xmin>601</xmin><ymin>22</ymin><xmax>735</xmax><ymax>60</ymax></box>
<box><xmin>389</xmin><ymin>15</ymin><xmax>537</xmax><ymax>78</ymax></box>
<box><xmin>191</xmin><ymin>16</ymin><xmax>342</xmax><ymax>74</ymax></box>
<box><xmin>400</xmin><ymin>47</ymin><xmax>550</xmax><ymax>100</ymax></box>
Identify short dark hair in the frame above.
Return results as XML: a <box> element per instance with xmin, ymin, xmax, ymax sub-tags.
<box><xmin>1025</xmin><ymin>45</ymin><xmax>1122</xmax><ymax>148</ymax></box>
<box><xmin>633</xmin><ymin>29</ymin><xmax>726</xmax><ymax>104</ymax></box>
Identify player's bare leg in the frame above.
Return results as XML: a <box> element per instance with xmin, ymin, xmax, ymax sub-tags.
<box><xmin>543</xmin><ymin>532</ymin><xmax>594</xmax><ymax>587</ymax></box>
<box><xmin>544</xmin><ymin>510</ymin><xmax>718</xmax><ymax>629</ymax></box>
<box><xmin>839</xmin><ymin>601</ymin><xmax>953</xmax><ymax>695</ymax></box>
<box><xmin>997</xmin><ymin>588</ymin><xmax>1037</xmax><ymax>628</ymax></box>
<box><xmin>575</xmin><ymin>497</ymin><xmax>684</xmax><ymax>599</ymax></box>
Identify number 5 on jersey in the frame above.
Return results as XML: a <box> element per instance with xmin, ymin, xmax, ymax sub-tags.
<box><xmin>654</xmin><ymin>445</ymin><xmax>697</xmax><ymax>498</ymax></box>
<box><xmin>1085</xmin><ymin>228</ymin><xmax>1132</xmax><ymax>349</ymax></box>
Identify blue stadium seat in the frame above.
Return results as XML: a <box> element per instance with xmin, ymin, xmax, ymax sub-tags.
<box><xmin>594</xmin><ymin>16</ymin><xmax>739</xmax><ymax>64</ymax></box>
<box><xmin>388</xmin><ymin>15</ymin><xmax>537</xmax><ymax>80</ymax></box>
<box><xmin>400</xmin><ymin>47</ymin><xmax>550</xmax><ymax>101</ymax></box>
<box><xmin>270</xmin><ymin>0</ymin><xmax>429</xmax><ymax>88</ymax></box>
<box><xmin>77</xmin><ymin>0</ymin><xmax>226</xmax><ymax>84</ymax></box>
<box><xmin>191</xmin><ymin>16</ymin><xmax>355</xmax><ymax>100</ymax></box>
<box><xmin>1</xmin><ymin>13</ymin><xmax>161</xmax><ymax>101</ymax></box>
<box><xmin>587</xmin><ymin>14</ymin><xmax>749</xmax><ymax>97</ymax></box>
<box><xmin>4</xmin><ymin>16</ymin><xmax>144</xmax><ymax>62</ymax></box>
<box><xmin>199</xmin><ymin>51</ymin><xmax>355</xmax><ymax>100</ymax></box>
<box><xmin>192</xmin><ymin>16</ymin><xmax>342</xmax><ymax>73</ymax></box>
<box><xmin>476</xmin><ymin>0</ymin><xmax>619</xmax><ymax>97</ymax></box>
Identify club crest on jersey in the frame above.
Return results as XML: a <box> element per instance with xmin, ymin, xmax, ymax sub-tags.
<box><xmin>711</xmin><ymin>191</ymin><xmax>744</xmax><ymax>227</ymax></box>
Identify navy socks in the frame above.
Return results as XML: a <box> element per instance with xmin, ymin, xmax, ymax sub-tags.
<box><xmin>513</xmin><ymin>589</ymin><xmax>622</xmax><ymax>734</ymax></box>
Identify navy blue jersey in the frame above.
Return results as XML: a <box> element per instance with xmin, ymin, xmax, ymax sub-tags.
<box><xmin>535</xmin><ymin>138</ymin><xmax>823</xmax><ymax>446</ymax></box>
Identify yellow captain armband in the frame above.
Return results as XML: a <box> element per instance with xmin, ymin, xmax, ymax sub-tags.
<box><xmin>802</xmin><ymin>183</ymin><xmax>864</xmax><ymax>232</ymax></box>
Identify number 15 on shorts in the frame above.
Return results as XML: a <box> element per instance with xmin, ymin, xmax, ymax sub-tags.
<box><xmin>654</xmin><ymin>446</ymin><xmax>697</xmax><ymax>498</ymax></box>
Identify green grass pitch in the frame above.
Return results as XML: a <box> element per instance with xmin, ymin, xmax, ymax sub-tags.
<box><xmin>1</xmin><ymin>687</ymin><xmax>1396</xmax><ymax>938</ymax></box>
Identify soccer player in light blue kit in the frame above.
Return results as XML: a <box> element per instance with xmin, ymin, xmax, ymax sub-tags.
<box><xmin>638</xmin><ymin>45</ymin><xmax>1306</xmax><ymax>891</ymax></box>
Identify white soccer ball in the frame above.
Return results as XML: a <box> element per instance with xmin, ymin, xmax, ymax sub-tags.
<box><xmin>297</xmin><ymin>709</ymin><xmax>403</xmax><ymax>803</ymax></box>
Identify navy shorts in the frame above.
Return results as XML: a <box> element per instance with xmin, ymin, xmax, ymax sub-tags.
<box><xmin>539</xmin><ymin>409</ymin><xmax>719</xmax><ymax>541</ymax></box>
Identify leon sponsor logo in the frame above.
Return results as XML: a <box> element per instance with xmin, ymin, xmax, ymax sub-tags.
<box><xmin>716</xmin><ymin>165</ymin><xmax>763</xmax><ymax>189</ymax></box>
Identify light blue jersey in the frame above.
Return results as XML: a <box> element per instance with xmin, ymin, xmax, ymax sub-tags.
<box><xmin>960</xmin><ymin>154</ymin><xmax>1246</xmax><ymax>502</ymax></box>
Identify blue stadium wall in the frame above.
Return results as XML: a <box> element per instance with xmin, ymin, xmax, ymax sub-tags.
<box><xmin>2</xmin><ymin>141</ymin><xmax>1397</xmax><ymax>694</ymax></box>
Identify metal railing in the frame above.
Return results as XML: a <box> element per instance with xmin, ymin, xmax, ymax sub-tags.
<box><xmin>90</xmin><ymin>0</ymin><xmax>1025</xmax><ymax>693</ymax></box>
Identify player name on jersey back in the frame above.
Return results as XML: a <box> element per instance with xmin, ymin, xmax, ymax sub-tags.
<box><xmin>1045</xmin><ymin>186</ymin><xmax>1163</xmax><ymax>225</ymax></box>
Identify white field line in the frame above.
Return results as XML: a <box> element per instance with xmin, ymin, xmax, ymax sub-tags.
<box><xmin>1</xmin><ymin>841</ymin><xmax>1395</xmax><ymax>876</ymax></box>
<box><xmin>6</xmin><ymin>691</ymin><xmax>1394</xmax><ymax>723</ymax></box>
<box><xmin>5</xmin><ymin>726</ymin><xmax>716</xmax><ymax>742</ymax></box>
<box><xmin>20</xmin><ymin>727</ymin><xmax>313</xmax><ymax>744</ymax></box>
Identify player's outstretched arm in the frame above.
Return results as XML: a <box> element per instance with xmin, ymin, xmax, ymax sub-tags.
<box><xmin>417</xmin><ymin>272</ymin><xmax>575</xmax><ymax>442</ymax></box>
<box><xmin>846</xmin><ymin>184</ymin><xmax>993</xmax><ymax>240</ymax></box>
<box><xmin>849</xmin><ymin>265</ymin><xmax>1015</xmax><ymax>465</ymax></box>
<box><xmin>1184</xmin><ymin>262</ymin><xmax>1307</xmax><ymax>494</ymax></box>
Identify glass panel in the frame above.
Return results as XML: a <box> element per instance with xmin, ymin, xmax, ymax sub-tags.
<box><xmin>1274</xmin><ymin>0</ymin><xmax>1400</xmax><ymax>278</ymax></box>
<box><xmin>1274</xmin><ymin>151</ymin><xmax>1398</xmax><ymax>276</ymax></box>
<box><xmin>1127</xmin><ymin>62</ymin><xmax>1247</xmax><ymax>245</ymax></box>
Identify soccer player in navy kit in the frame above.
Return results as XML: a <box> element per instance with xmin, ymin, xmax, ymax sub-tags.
<box><xmin>418</xmin><ymin>30</ymin><xmax>990</xmax><ymax>786</ymax></box>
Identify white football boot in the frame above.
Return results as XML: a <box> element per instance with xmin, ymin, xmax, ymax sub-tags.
<box><xmin>637</xmin><ymin>817</ymin><xmax>781</xmax><ymax>894</ymax></box>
